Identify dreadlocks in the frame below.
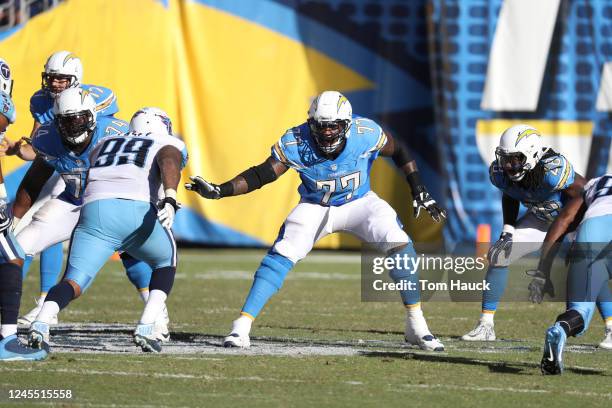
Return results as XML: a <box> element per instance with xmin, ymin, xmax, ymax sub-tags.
<box><xmin>516</xmin><ymin>148</ymin><xmax>557</xmax><ymax>191</ymax></box>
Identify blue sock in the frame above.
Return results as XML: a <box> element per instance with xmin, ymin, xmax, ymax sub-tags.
<box><xmin>482</xmin><ymin>266</ymin><xmax>508</xmax><ymax>312</ymax></box>
<box><xmin>597</xmin><ymin>302</ymin><xmax>612</xmax><ymax>322</ymax></box>
<box><xmin>241</xmin><ymin>251</ymin><xmax>294</xmax><ymax>319</ymax></box>
<box><xmin>21</xmin><ymin>255</ymin><xmax>33</xmax><ymax>279</ymax></box>
<box><xmin>40</xmin><ymin>243</ymin><xmax>64</xmax><ymax>294</ymax></box>
<box><xmin>388</xmin><ymin>243</ymin><xmax>420</xmax><ymax>306</ymax></box>
<box><xmin>121</xmin><ymin>253</ymin><xmax>153</xmax><ymax>291</ymax></box>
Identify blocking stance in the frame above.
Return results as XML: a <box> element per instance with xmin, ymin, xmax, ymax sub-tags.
<box><xmin>187</xmin><ymin>91</ymin><xmax>446</xmax><ymax>351</ymax></box>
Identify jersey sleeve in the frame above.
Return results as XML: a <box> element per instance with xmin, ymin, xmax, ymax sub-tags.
<box><xmin>83</xmin><ymin>84</ymin><xmax>119</xmax><ymax>118</ymax></box>
<box><xmin>1</xmin><ymin>91</ymin><xmax>16</xmax><ymax>124</ymax></box>
<box><xmin>271</xmin><ymin>128</ymin><xmax>302</xmax><ymax>169</ymax></box>
<box><xmin>543</xmin><ymin>154</ymin><xmax>575</xmax><ymax>191</ymax></box>
<box><xmin>98</xmin><ymin>117</ymin><xmax>129</xmax><ymax>136</ymax></box>
<box><xmin>353</xmin><ymin>117</ymin><xmax>387</xmax><ymax>154</ymax></box>
<box><xmin>31</xmin><ymin>124</ymin><xmax>57</xmax><ymax>157</ymax></box>
<box><xmin>29</xmin><ymin>90</ymin><xmax>52</xmax><ymax>124</ymax></box>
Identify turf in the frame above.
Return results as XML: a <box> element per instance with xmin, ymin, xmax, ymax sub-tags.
<box><xmin>1</xmin><ymin>249</ymin><xmax>610</xmax><ymax>407</ymax></box>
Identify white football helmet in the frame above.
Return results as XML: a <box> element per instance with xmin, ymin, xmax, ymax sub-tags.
<box><xmin>42</xmin><ymin>51</ymin><xmax>83</xmax><ymax>97</ymax></box>
<box><xmin>129</xmin><ymin>107</ymin><xmax>173</xmax><ymax>136</ymax></box>
<box><xmin>53</xmin><ymin>87</ymin><xmax>97</xmax><ymax>146</ymax></box>
<box><xmin>0</xmin><ymin>58</ymin><xmax>13</xmax><ymax>96</ymax></box>
<box><xmin>307</xmin><ymin>91</ymin><xmax>352</xmax><ymax>154</ymax></box>
<box><xmin>496</xmin><ymin>124</ymin><xmax>546</xmax><ymax>181</ymax></box>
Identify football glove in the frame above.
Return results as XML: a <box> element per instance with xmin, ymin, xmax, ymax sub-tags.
<box><xmin>412</xmin><ymin>185</ymin><xmax>446</xmax><ymax>223</ymax></box>
<box><xmin>526</xmin><ymin>269</ymin><xmax>554</xmax><ymax>304</ymax></box>
<box><xmin>0</xmin><ymin>198</ymin><xmax>12</xmax><ymax>233</ymax></box>
<box><xmin>184</xmin><ymin>176</ymin><xmax>221</xmax><ymax>199</ymax></box>
<box><xmin>157</xmin><ymin>197</ymin><xmax>181</xmax><ymax>229</ymax></box>
<box><xmin>487</xmin><ymin>232</ymin><xmax>513</xmax><ymax>266</ymax></box>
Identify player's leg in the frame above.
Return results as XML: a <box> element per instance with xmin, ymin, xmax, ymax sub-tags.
<box><xmin>463</xmin><ymin>213</ymin><xmax>548</xmax><ymax>341</ymax></box>
<box><xmin>0</xmin><ymin>231</ymin><xmax>47</xmax><ymax>360</ymax></box>
<box><xmin>225</xmin><ymin>202</ymin><xmax>330</xmax><ymax>348</ymax></box>
<box><xmin>28</xmin><ymin>201</ymin><xmax>118</xmax><ymax>349</ymax></box>
<box><xmin>123</xmin><ymin>202</ymin><xmax>178</xmax><ymax>353</ymax></box>
<box><xmin>16</xmin><ymin>197</ymin><xmax>80</xmax><ymax>326</ymax></box>
<box><xmin>340</xmin><ymin>192</ymin><xmax>443</xmax><ymax>351</ymax></box>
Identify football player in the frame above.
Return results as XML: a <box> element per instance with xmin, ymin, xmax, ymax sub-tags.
<box><xmin>461</xmin><ymin>124</ymin><xmax>612</xmax><ymax>344</ymax></box>
<box><xmin>186</xmin><ymin>91</ymin><xmax>446</xmax><ymax>351</ymax></box>
<box><xmin>28</xmin><ymin>107</ymin><xmax>187</xmax><ymax>353</ymax></box>
<box><xmin>536</xmin><ymin>174</ymin><xmax>612</xmax><ymax>374</ymax></box>
<box><xmin>0</xmin><ymin>51</ymin><xmax>153</xmax><ymax>327</ymax></box>
<box><xmin>0</xmin><ymin>58</ymin><xmax>47</xmax><ymax>360</ymax></box>
<box><xmin>11</xmin><ymin>89</ymin><xmax>168</xmax><ymax>341</ymax></box>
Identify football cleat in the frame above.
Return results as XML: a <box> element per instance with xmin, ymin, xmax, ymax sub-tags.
<box><xmin>18</xmin><ymin>297</ymin><xmax>58</xmax><ymax>326</ymax></box>
<box><xmin>133</xmin><ymin>323</ymin><xmax>162</xmax><ymax>353</ymax></box>
<box><xmin>28</xmin><ymin>321</ymin><xmax>50</xmax><ymax>349</ymax></box>
<box><xmin>599</xmin><ymin>327</ymin><xmax>612</xmax><ymax>350</ymax></box>
<box><xmin>153</xmin><ymin>305</ymin><xmax>170</xmax><ymax>343</ymax></box>
<box><xmin>0</xmin><ymin>334</ymin><xmax>48</xmax><ymax>361</ymax></box>
<box><xmin>223</xmin><ymin>333</ymin><xmax>251</xmax><ymax>348</ymax></box>
<box><xmin>541</xmin><ymin>323</ymin><xmax>566</xmax><ymax>375</ymax></box>
<box><xmin>461</xmin><ymin>321</ymin><xmax>496</xmax><ymax>341</ymax></box>
<box><xmin>404</xmin><ymin>315</ymin><xmax>444</xmax><ymax>351</ymax></box>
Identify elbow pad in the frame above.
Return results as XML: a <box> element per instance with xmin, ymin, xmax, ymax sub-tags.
<box><xmin>239</xmin><ymin>161</ymin><xmax>278</xmax><ymax>192</ymax></box>
<box><xmin>391</xmin><ymin>144</ymin><xmax>414</xmax><ymax>168</ymax></box>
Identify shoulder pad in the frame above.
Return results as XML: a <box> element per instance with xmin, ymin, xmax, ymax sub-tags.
<box><xmin>0</xmin><ymin>91</ymin><xmax>16</xmax><ymax>124</ymax></box>
<box><xmin>83</xmin><ymin>84</ymin><xmax>119</xmax><ymax>117</ymax></box>
<box><xmin>31</xmin><ymin>124</ymin><xmax>59</xmax><ymax>157</ymax></box>
<box><xmin>541</xmin><ymin>154</ymin><xmax>574</xmax><ymax>191</ymax></box>
<box><xmin>351</xmin><ymin>116</ymin><xmax>386</xmax><ymax>153</ymax></box>
<box><xmin>271</xmin><ymin>124</ymin><xmax>306</xmax><ymax>168</ymax></box>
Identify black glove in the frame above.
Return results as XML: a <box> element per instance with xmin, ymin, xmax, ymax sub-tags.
<box><xmin>412</xmin><ymin>185</ymin><xmax>446</xmax><ymax>223</ymax></box>
<box><xmin>185</xmin><ymin>176</ymin><xmax>221</xmax><ymax>199</ymax></box>
<box><xmin>526</xmin><ymin>269</ymin><xmax>555</xmax><ymax>303</ymax></box>
<box><xmin>487</xmin><ymin>232</ymin><xmax>513</xmax><ymax>265</ymax></box>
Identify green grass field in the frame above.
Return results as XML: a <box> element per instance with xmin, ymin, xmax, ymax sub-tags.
<box><xmin>1</xmin><ymin>249</ymin><xmax>610</xmax><ymax>407</ymax></box>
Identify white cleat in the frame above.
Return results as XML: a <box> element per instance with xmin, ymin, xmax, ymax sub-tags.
<box><xmin>461</xmin><ymin>321</ymin><xmax>496</xmax><ymax>341</ymax></box>
<box><xmin>599</xmin><ymin>327</ymin><xmax>612</xmax><ymax>350</ymax></box>
<box><xmin>223</xmin><ymin>333</ymin><xmax>251</xmax><ymax>348</ymax></box>
<box><xmin>152</xmin><ymin>305</ymin><xmax>170</xmax><ymax>343</ymax></box>
<box><xmin>18</xmin><ymin>298</ymin><xmax>58</xmax><ymax>326</ymax></box>
<box><xmin>404</xmin><ymin>314</ymin><xmax>444</xmax><ymax>351</ymax></box>
<box><xmin>133</xmin><ymin>324</ymin><xmax>162</xmax><ymax>353</ymax></box>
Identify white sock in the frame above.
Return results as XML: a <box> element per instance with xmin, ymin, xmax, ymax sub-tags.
<box><xmin>606</xmin><ymin>318</ymin><xmax>612</xmax><ymax>330</ymax></box>
<box><xmin>231</xmin><ymin>315</ymin><xmax>253</xmax><ymax>336</ymax></box>
<box><xmin>406</xmin><ymin>304</ymin><xmax>424</xmax><ymax>320</ymax></box>
<box><xmin>139</xmin><ymin>290</ymin><xmax>167</xmax><ymax>325</ymax></box>
<box><xmin>37</xmin><ymin>301</ymin><xmax>60</xmax><ymax>324</ymax></box>
<box><xmin>139</xmin><ymin>290</ymin><xmax>149</xmax><ymax>303</ymax></box>
<box><xmin>480</xmin><ymin>312</ymin><xmax>495</xmax><ymax>325</ymax></box>
<box><xmin>1</xmin><ymin>324</ymin><xmax>17</xmax><ymax>338</ymax></box>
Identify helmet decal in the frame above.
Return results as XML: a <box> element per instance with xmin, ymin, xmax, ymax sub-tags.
<box><xmin>515</xmin><ymin>128</ymin><xmax>540</xmax><ymax>147</ymax></box>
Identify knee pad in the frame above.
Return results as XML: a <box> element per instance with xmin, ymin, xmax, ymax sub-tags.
<box><xmin>556</xmin><ymin>309</ymin><xmax>585</xmax><ymax>337</ymax></box>
<box><xmin>254</xmin><ymin>251</ymin><xmax>294</xmax><ymax>291</ymax></box>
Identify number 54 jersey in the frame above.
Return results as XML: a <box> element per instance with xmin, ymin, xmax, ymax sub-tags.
<box><xmin>84</xmin><ymin>131</ymin><xmax>188</xmax><ymax>205</ymax></box>
<box><xmin>271</xmin><ymin>115</ymin><xmax>387</xmax><ymax>206</ymax></box>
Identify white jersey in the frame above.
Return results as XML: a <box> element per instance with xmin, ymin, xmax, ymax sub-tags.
<box><xmin>84</xmin><ymin>131</ymin><xmax>188</xmax><ymax>205</ymax></box>
<box><xmin>583</xmin><ymin>174</ymin><xmax>612</xmax><ymax>221</ymax></box>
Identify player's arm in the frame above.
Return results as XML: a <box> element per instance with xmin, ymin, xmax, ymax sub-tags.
<box><xmin>185</xmin><ymin>156</ymin><xmax>288</xmax><ymax>199</ymax></box>
<box><xmin>156</xmin><ymin>145</ymin><xmax>183</xmax><ymax>229</ymax></box>
<box><xmin>561</xmin><ymin>172</ymin><xmax>586</xmax><ymax>199</ymax></box>
<box><xmin>0</xmin><ymin>121</ymin><xmax>40</xmax><ymax>161</ymax></box>
<box><xmin>12</xmin><ymin>156</ymin><xmax>54</xmax><ymax>220</ymax></box>
<box><xmin>379</xmin><ymin>130</ymin><xmax>446</xmax><ymax>222</ymax></box>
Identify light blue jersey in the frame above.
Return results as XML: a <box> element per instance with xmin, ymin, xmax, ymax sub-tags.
<box><xmin>29</xmin><ymin>84</ymin><xmax>118</xmax><ymax>124</ymax></box>
<box><xmin>271</xmin><ymin>115</ymin><xmax>387</xmax><ymax>206</ymax></box>
<box><xmin>1</xmin><ymin>90</ymin><xmax>16</xmax><ymax>125</ymax></box>
<box><xmin>489</xmin><ymin>151</ymin><xmax>575</xmax><ymax>221</ymax></box>
<box><xmin>32</xmin><ymin>116</ymin><xmax>129</xmax><ymax>205</ymax></box>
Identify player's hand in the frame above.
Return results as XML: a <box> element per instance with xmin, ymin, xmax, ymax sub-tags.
<box><xmin>412</xmin><ymin>185</ymin><xmax>446</xmax><ymax>222</ymax></box>
<box><xmin>526</xmin><ymin>269</ymin><xmax>555</xmax><ymax>303</ymax></box>
<box><xmin>157</xmin><ymin>197</ymin><xmax>181</xmax><ymax>229</ymax></box>
<box><xmin>185</xmin><ymin>176</ymin><xmax>221</xmax><ymax>199</ymax></box>
<box><xmin>0</xmin><ymin>136</ymin><xmax>20</xmax><ymax>157</ymax></box>
<box><xmin>487</xmin><ymin>232</ymin><xmax>513</xmax><ymax>265</ymax></box>
<box><xmin>0</xmin><ymin>199</ymin><xmax>12</xmax><ymax>233</ymax></box>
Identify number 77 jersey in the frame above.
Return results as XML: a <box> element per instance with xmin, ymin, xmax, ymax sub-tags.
<box><xmin>271</xmin><ymin>115</ymin><xmax>387</xmax><ymax>206</ymax></box>
<box><xmin>84</xmin><ymin>131</ymin><xmax>188</xmax><ymax>205</ymax></box>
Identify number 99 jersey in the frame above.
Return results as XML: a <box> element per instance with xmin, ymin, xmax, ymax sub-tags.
<box><xmin>84</xmin><ymin>131</ymin><xmax>188</xmax><ymax>205</ymax></box>
<box><xmin>271</xmin><ymin>115</ymin><xmax>387</xmax><ymax>206</ymax></box>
